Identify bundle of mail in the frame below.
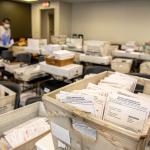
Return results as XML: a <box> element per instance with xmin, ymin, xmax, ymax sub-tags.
<box><xmin>14</xmin><ymin>64</ymin><xmax>47</xmax><ymax>82</ymax></box>
<box><xmin>49</xmin><ymin>50</ymin><xmax>75</xmax><ymax>60</ymax></box>
<box><xmin>121</xmin><ymin>41</ymin><xmax>140</xmax><ymax>52</ymax></box>
<box><xmin>66</xmin><ymin>38</ymin><xmax>83</xmax><ymax>51</ymax></box>
<box><xmin>83</xmin><ymin>40</ymin><xmax>111</xmax><ymax>56</ymax></box>
<box><xmin>41</xmin><ymin>44</ymin><xmax>61</xmax><ymax>55</ymax></box>
<box><xmin>51</xmin><ymin>35</ymin><xmax>67</xmax><ymax>45</ymax></box>
<box><xmin>0</xmin><ymin>117</ymin><xmax>50</xmax><ymax>149</ymax></box>
<box><xmin>25</xmin><ymin>38</ymin><xmax>47</xmax><ymax>54</ymax></box>
<box><xmin>56</xmin><ymin>72</ymin><xmax>150</xmax><ymax>133</ymax></box>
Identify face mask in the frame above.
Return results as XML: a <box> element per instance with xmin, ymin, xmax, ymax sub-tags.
<box><xmin>4</xmin><ymin>24</ymin><xmax>10</xmax><ymax>29</ymax></box>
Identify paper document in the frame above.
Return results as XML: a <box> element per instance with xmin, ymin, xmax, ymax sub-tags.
<box><xmin>104</xmin><ymin>93</ymin><xmax>150</xmax><ymax>132</ymax></box>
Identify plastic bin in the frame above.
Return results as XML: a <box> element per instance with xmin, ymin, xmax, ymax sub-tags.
<box><xmin>140</xmin><ymin>62</ymin><xmax>150</xmax><ymax>75</ymax></box>
<box><xmin>111</xmin><ymin>58</ymin><xmax>133</xmax><ymax>73</ymax></box>
<box><xmin>0</xmin><ymin>102</ymin><xmax>50</xmax><ymax>150</ymax></box>
<box><xmin>0</xmin><ymin>84</ymin><xmax>16</xmax><ymax>114</ymax></box>
<box><xmin>43</xmin><ymin>71</ymin><xmax>150</xmax><ymax>150</ymax></box>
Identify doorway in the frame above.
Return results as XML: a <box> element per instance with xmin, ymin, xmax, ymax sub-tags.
<box><xmin>41</xmin><ymin>9</ymin><xmax>54</xmax><ymax>43</ymax></box>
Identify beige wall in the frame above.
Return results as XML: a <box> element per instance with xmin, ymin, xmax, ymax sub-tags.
<box><xmin>32</xmin><ymin>2</ymin><xmax>72</xmax><ymax>38</ymax></box>
<box><xmin>59</xmin><ymin>2</ymin><xmax>72</xmax><ymax>36</ymax></box>
<box><xmin>71</xmin><ymin>0</ymin><xmax>150</xmax><ymax>44</ymax></box>
<box><xmin>32</xmin><ymin>2</ymin><xmax>60</xmax><ymax>38</ymax></box>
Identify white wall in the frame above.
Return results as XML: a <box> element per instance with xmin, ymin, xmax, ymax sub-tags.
<box><xmin>32</xmin><ymin>2</ymin><xmax>60</xmax><ymax>38</ymax></box>
<box><xmin>72</xmin><ymin>0</ymin><xmax>150</xmax><ymax>44</ymax></box>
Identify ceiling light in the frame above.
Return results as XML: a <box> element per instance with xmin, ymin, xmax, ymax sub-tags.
<box><xmin>23</xmin><ymin>0</ymin><xmax>38</xmax><ymax>2</ymax></box>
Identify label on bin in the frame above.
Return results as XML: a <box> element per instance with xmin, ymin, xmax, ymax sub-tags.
<box><xmin>51</xmin><ymin>122</ymin><xmax>71</xmax><ymax>145</ymax></box>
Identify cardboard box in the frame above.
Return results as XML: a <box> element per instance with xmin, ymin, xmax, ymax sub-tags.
<box><xmin>45</xmin><ymin>57</ymin><xmax>74</xmax><ymax>67</ymax></box>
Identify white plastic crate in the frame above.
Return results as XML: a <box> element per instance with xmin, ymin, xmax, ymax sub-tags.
<box><xmin>111</xmin><ymin>58</ymin><xmax>133</xmax><ymax>73</ymax></box>
<box><xmin>40</xmin><ymin>62</ymin><xmax>83</xmax><ymax>79</ymax></box>
<box><xmin>140</xmin><ymin>62</ymin><xmax>150</xmax><ymax>75</ymax></box>
<box><xmin>80</xmin><ymin>54</ymin><xmax>112</xmax><ymax>65</ymax></box>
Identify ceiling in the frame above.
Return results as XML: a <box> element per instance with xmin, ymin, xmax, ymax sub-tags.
<box><xmin>13</xmin><ymin>0</ymin><xmax>142</xmax><ymax>3</ymax></box>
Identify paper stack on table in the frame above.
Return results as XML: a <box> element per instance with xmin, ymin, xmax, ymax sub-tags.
<box><xmin>79</xmin><ymin>54</ymin><xmax>112</xmax><ymax>65</ymax></box>
<box><xmin>52</xmin><ymin>50</ymin><xmax>75</xmax><ymax>60</ymax></box>
<box><xmin>25</xmin><ymin>38</ymin><xmax>47</xmax><ymax>54</ymax></box>
<box><xmin>122</xmin><ymin>41</ymin><xmax>139</xmax><ymax>52</ymax></box>
<box><xmin>14</xmin><ymin>64</ymin><xmax>47</xmax><ymax>81</ymax></box>
<box><xmin>40</xmin><ymin>62</ymin><xmax>83</xmax><ymax>79</ymax></box>
<box><xmin>41</xmin><ymin>44</ymin><xmax>61</xmax><ymax>55</ymax></box>
<box><xmin>84</xmin><ymin>40</ymin><xmax>111</xmax><ymax>57</ymax></box>
<box><xmin>66</xmin><ymin>38</ymin><xmax>83</xmax><ymax>51</ymax></box>
<box><xmin>3</xmin><ymin>117</ymin><xmax>50</xmax><ymax>148</ymax></box>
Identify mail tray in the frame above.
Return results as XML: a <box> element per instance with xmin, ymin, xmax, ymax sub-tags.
<box><xmin>111</xmin><ymin>58</ymin><xmax>133</xmax><ymax>73</ymax></box>
<box><xmin>0</xmin><ymin>102</ymin><xmax>50</xmax><ymax>150</ymax></box>
<box><xmin>45</xmin><ymin>57</ymin><xmax>74</xmax><ymax>67</ymax></box>
<box><xmin>43</xmin><ymin>71</ymin><xmax>150</xmax><ymax>150</ymax></box>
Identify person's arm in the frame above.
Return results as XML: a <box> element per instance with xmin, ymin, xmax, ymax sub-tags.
<box><xmin>9</xmin><ymin>28</ymin><xmax>11</xmax><ymax>39</ymax></box>
<box><xmin>0</xmin><ymin>26</ymin><xmax>2</xmax><ymax>40</ymax></box>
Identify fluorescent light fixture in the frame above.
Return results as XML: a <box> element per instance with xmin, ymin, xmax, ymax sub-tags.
<box><xmin>23</xmin><ymin>0</ymin><xmax>38</xmax><ymax>2</ymax></box>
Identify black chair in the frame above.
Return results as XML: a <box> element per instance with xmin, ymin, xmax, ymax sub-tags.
<box><xmin>1</xmin><ymin>50</ymin><xmax>14</xmax><ymax>62</ymax></box>
<box><xmin>84</xmin><ymin>65</ymin><xmax>111</xmax><ymax>75</ymax></box>
<box><xmin>25</xmin><ymin>96</ymin><xmax>42</xmax><ymax>105</ymax></box>
<box><xmin>16</xmin><ymin>53</ymin><xmax>32</xmax><ymax>64</ymax></box>
<box><xmin>0</xmin><ymin>81</ymin><xmax>21</xmax><ymax>109</ymax></box>
<box><xmin>38</xmin><ymin>55</ymin><xmax>45</xmax><ymax>62</ymax></box>
<box><xmin>0</xmin><ymin>47</ymin><xmax>8</xmax><ymax>56</ymax></box>
<box><xmin>40</xmin><ymin>79</ymin><xmax>69</xmax><ymax>94</ymax></box>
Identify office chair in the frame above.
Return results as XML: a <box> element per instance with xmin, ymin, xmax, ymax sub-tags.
<box><xmin>1</xmin><ymin>50</ymin><xmax>14</xmax><ymax>62</ymax></box>
<box><xmin>25</xmin><ymin>96</ymin><xmax>42</xmax><ymax>105</ymax></box>
<box><xmin>16</xmin><ymin>53</ymin><xmax>32</xmax><ymax>64</ymax></box>
<box><xmin>84</xmin><ymin>65</ymin><xmax>111</xmax><ymax>76</ymax></box>
<box><xmin>1</xmin><ymin>50</ymin><xmax>16</xmax><ymax>80</ymax></box>
<box><xmin>40</xmin><ymin>79</ymin><xmax>69</xmax><ymax>94</ymax></box>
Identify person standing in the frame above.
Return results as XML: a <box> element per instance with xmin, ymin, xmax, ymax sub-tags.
<box><xmin>0</xmin><ymin>18</ymin><xmax>12</xmax><ymax>55</ymax></box>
